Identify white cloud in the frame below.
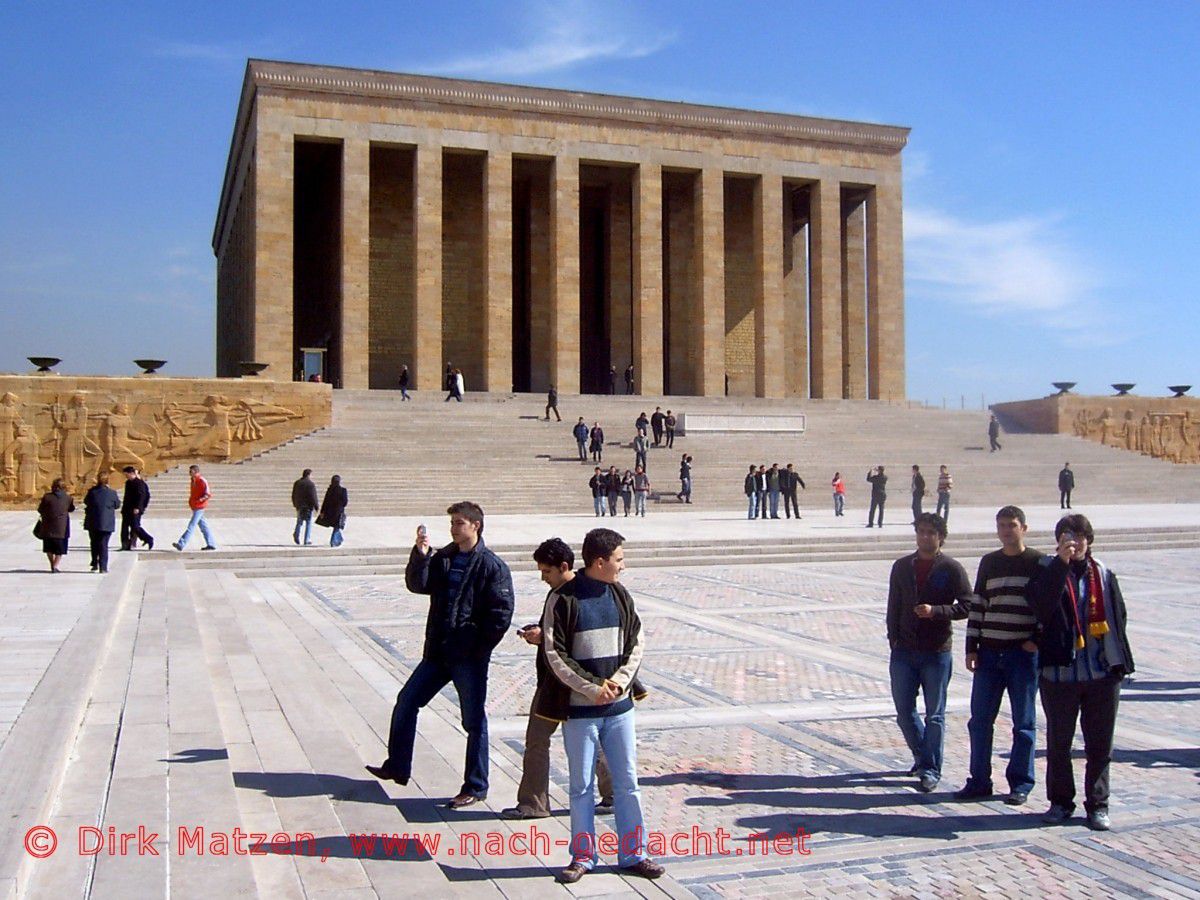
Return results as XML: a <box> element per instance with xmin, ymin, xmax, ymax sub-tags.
<box><xmin>425</xmin><ymin>0</ymin><xmax>674</xmax><ymax>78</ymax></box>
<box><xmin>905</xmin><ymin>205</ymin><xmax>1116</xmax><ymax>340</ymax></box>
<box><xmin>151</xmin><ymin>37</ymin><xmax>292</xmax><ymax>73</ymax></box>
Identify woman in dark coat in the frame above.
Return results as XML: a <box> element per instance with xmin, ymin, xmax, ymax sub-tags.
<box><xmin>317</xmin><ymin>474</ymin><xmax>349</xmax><ymax>547</ymax></box>
<box><xmin>83</xmin><ymin>471</ymin><xmax>121</xmax><ymax>573</ymax></box>
<box><xmin>37</xmin><ymin>477</ymin><xmax>75</xmax><ymax>573</ymax></box>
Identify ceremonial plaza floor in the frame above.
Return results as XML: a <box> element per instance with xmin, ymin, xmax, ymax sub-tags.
<box><xmin>1</xmin><ymin>504</ymin><xmax>1198</xmax><ymax>898</ymax></box>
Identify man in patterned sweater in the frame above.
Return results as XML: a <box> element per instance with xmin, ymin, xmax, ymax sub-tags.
<box><xmin>956</xmin><ymin>505</ymin><xmax>1044</xmax><ymax>805</ymax></box>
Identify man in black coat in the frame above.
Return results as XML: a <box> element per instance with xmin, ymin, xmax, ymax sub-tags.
<box><xmin>366</xmin><ymin>501</ymin><xmax>514</xmax><ymax>809</ymax></box>
<box><xmin>783</xmin><ymin>463</ymin><xmax>806</xmax><ymax>519</ymax></box>
<box><xmin>119</xmin><ymin>466</ymin><xmax>154</xmax><ymax>551</ymax></box>
<box><xmin>867</xmin><ymin>466</ymin><xmax>888</xmax><ymax>528</ymax></box>
<box><xmin>291</xmin><ymin>468</ymin><xmax>320</xmax><ymax>545</ymax></box>
<box><xmin>1058</xmin><ymin>462</ymin><xmax>1075</xmax><ymax>509</ymax></box>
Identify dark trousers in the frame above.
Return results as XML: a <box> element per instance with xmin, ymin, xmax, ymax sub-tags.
<box><xmin>607</xmin><ymin>492</ymin><xmax>619</xmax><ymax>516</ymax></box>
<box><xmin>1060</xmin><ymin>489</ymin><xmax>1072</xmax><ymax>509</ymax></box>
<box><xmin>635</xmin><ymin>451</ymin><xmax>647</xmax><ymax>470</ymax></box>
<box><xmin>386</xmin><ymin>655</ymin><xmax>491</xmax><ymax>797</ymax></box>
<box><xmin>784</xmin><ymin>492</ymin><xmax>800</xmax><ymax>518</ymax></box>
<box><xmin>120</xmin><ymin>511</ymin><xmax>153</xmax><ymax>550</ymax></box>
<box><xmin>665</xmin><ymin>428</ymin><xmax>675</xmax><ymax>448</ymax></box>
<box><xmin>990</xmin><ymin>435</ymin><xmax>1001</xmax><ymax>451</ymax></box>
<box><xmin>869</xmin><ymin>496</ymin><xmax>885</xmax><ymax>526</ymax></box>
<box><xmin>546</xmin><ymin>404</ymin><xmax>561</xmax><ymax>421</ymax></box>
<box><xmin>88</xmin><ymin>530</ymin><xmax>112</xmax><ymax>572</ymax></box>
<box><xmin>912</xmin><ymin>494</ymin><xmax>923</xmax><ymax>522</ymax></box>
<box><xmin>1040</xmin><ymin>674</ymin><xmax>1121</xmax><ymax>813</ymax></box>
<box><xmin>757</xmin><ymin>490</ymin><xmax>769</xmax><ymax>519</ymax></box>
<box><xmin>652</xmin><ymin>425</ymin><xmax>662</xmax><ymax>446</ymax></box>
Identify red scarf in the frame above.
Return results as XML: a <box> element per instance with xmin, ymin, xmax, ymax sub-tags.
<box><xmin>1064</xmin><ymin>556</ymin><xmax>1109</xmax><ymax>649</ymax></box>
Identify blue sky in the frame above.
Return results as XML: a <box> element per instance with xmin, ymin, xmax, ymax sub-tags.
<box><xmin>2</xmin><ymin>1</ymin><xmax>1197</xmax><ymax>406</ymax></box>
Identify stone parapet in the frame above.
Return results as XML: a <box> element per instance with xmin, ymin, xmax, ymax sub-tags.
<box><xmin>993</xmin><ymin>394</ymin><xmax>1200</xmax><ymax>463</ymax></box>
<box><xmin>0</xmin><ymin>376</ymin><xmax>331</xmax><ymax>507</ymax></box>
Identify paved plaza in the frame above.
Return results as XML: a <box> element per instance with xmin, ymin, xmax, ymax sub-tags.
<box><xmin>1</xmin><ymin>506</ymin><xmax>1199</xmax><ymax>898</ymax></box>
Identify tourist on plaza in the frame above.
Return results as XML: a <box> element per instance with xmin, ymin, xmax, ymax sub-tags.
<box><xmin>445</xmin><ymin>362</ymin><xmax>454</xmax><ymax>391</ymax></box>
<box><xmin>37</xmin><ymin>477</ymin><xmax>75</xmax><ymax>573</ymax></box>
<box><xmin>545</xmin><ymin>385</ymin><xmax>561</xmax><ymax>421</ymax></box>
<box><xmin>1058</xmin><ymin>462</ymin><xmax>1075</xmax><ymax>509</ymax></box>
<box><xmin>366</xmin><ymin>502</ymin><xmax>515</xmax><ymax>809</ymax></box>
<box><xmin>445</xmin><ymin>368</ymin><xmax>464</xmax><ymax>402</ymax></box>
<box><xmin>589</xmin><ymin>422</ymin><xmax>605</xmax><ymax>463</ymax></box>
<box><xmin>783</xmin><ymin>463</ymin><xmax>805</xmax><ymax>519</ymax></box>
<box><xmin>632</xmin><ymin>431</ymin><xmax>648</xmax><ymax>472</ymax></box>
<box><xmin>632</xmin><ymin>466</ymin><xmax>650</xmax><ymax>517</ymax></box>
<box><xmin>911</xmin><ymin>464</ymin><xmax>927</xmax><ymax>524</ymax></box>
<box><xmin>988</xmin><ymin>414</ymin><xmax>1002</xmax><ymax>452</ymax></box>
<box><xmin>316</xmin><ymin>474</ymin><xmax>348</xmax><ymax>547</ymax></box>
<box><xmin>608</xmin><ymin>366</ymin><xmax>617</xmax><ymax>395</ymax></box>
<box><xmin>866</xmin><ymin>465</ymin><xmax>888</xmax><ymax>528</ymax></box>
<box><xmin>650</xmin><ymin>407</ymin><xmax>665</xmax><ymax>446</ymax></box>
<box><xmin>605</xmin><ymin>466</ymin><xmax>621</xmax><ymax>517</ymax></box>
<box><xmin>635</xmin><ymin>411</ymin><xmax>649</xmax><ymax>438</ymax></box>
<box><xmin>542</xmin><ymin>527</ymin><xmax>665</xmax><ymax>884</ymax></box>
<box><xmin>956</xmin><ymin>505</ymin><xmax>1043</xmax><ymax>806</ymax></box>
<box><xmin>119</xmin><ymin>465</ymin><xmax>154</xmax><ymax>551</ymax></box>
<box><xmin>398</xmin><ymin>364</ymin><xmax>411</xmax><ymax>400</ymax></box>
<box><xmin>502</xmin><ymin>538</ymin><xmax>617</xmax><ymax>820</ymax></box>
<box><xmin>620</xmin><ymin>469</ymin><xmax>635</xmax><ymax>517</ymax></box>
<box><xmin>173</xmin><ymin>464</ymin><xmax>216</xmax><ymax>551</ymax></box>
<box><xmin>936</xmin><ymin>465</ymin><xmax>953</xmax><ymax>523</ymax></box>
<box><xmin>291</xmin><ymin>468</ymin><xmax>319</xmax><ymax>546</ymax></box>
<box><xmin>831</xmin><ymin>471</ymin><xmax>846</xmax><ymax>517</ymax></box>
<box><xmin>664</xmin><ymin>410</ymin><xmax>677</xmax><ymax>448</ymax></box>
<box><xmin>589</xmin><ymin>467</ymin><xmax>607</xmax><ymax>517</ymax></box>
<box><xmin>1028</xmin><ymin>514</ymin><xmax>1134</xmax><ymax>831</ymax></box>
<box><xmin>755</xmin><ymin>465</ymin><xmax>769</xmax><ymax>520</ymax></box>
<box><xmin>677</xmin><ymin>454</ymin><xmax>692</xmax><ymax>503</ymax></box>
<box><xmin>767</xmin><ymin>463</ymin><xmax>782</xmax><ymax>519</ymax></box>
<box><xmin>573</xmin><ymin>417</ymin><xmax>589</xmax><ymax>462</ymax></box>
<box><xmin>624</xmin><ymin>364</ymin><xmax>635</xmax><ymax>394</ymax></box>
<box><xmin>744</xmin><ymin>464</ymin><xmax>759</xmax><ymax>519</ymax></box>
<box><xmin>886</xmin><ymin>512</ymin><xmax>973</xmax><ymax>792</ymax></box>
<box><xmin>83</xmin><ymin>472</ymin><xmax>120</xmax><ymax>574</ymax></box>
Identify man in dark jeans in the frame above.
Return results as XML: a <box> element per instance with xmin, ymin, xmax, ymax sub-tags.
<box><xmin>886</xmin><ymin>513</ymin><xmax>973</xmax><ymax>792</ymax></box>
<box><xmin>911</xmin><ymin>464</ymin><xmax>926</xmax><ymax>524</ymax></box>
<box><xmin>1058</xmin><ymin>462</ymin><xmax>1075</xmax><ymax>509</ymax></box>
<box><xmin>366</xmin><ymin>501</ymin><xmax>514</xmax><ymax>809</ymax></box>
<box><xmin>867</xmin><ymin>465</ymin><xmax>888</xmax><ymax>528</ymax></box>
<box><xmin>119</xmin><ymin>465</ymin><xmax>154</xmax><ymax>551</ymax></box>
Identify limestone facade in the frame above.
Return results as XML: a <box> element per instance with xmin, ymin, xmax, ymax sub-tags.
<box><xmin>214</xmin><ymin>60</ymin><xmax>909</xmax><ymax>398</ymax></box>
<box><xmin>0</xmin><ymin>376</ymin><xmax>331</xmax><ymax>507</ymax></box>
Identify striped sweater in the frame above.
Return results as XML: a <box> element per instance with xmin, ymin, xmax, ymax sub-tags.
<box><xmin>966</xmin><ymin>548</ymin><xmax>1043</xmax><ymax>653</ymax></box>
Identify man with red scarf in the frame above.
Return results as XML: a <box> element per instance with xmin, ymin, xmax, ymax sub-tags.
<box><xmin>1028</xmin><ymin>513</ymin><xmax>1135</xmax><ymax>832</ymax></box>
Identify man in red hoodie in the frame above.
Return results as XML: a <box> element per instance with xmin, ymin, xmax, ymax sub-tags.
<box><xmin>173</xmin><ymin>464</ymin><xmax>217</xmax><ymax>551</ymax></box>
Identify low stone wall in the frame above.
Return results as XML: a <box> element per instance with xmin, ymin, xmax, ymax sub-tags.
<box><xmin>0</xmin><ymin>375</ymin><xmax>331</xmax><ymax>507</ymax></box>
<box><xmin>677</xmin><ymin>413</ymin><xmax>806</xmax><ymax>435</ymax></box>
<box><xmin>992</xmin><ymin>394</ymin><xmax>1200</xmax><ymax>463</ymax></box>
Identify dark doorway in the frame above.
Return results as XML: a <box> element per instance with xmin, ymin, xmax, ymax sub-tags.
<box><xmin>579</xmin><ymin>183</ymin><xmax>611</xmax><ymax>394</ymax></box>
<box><xmin>294</xmin><ymin>141</ymin><xmax>342</xmax><ymax>386</ymax></box>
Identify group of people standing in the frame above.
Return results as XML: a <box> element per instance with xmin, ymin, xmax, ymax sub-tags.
<box><xmin>743</xmin><ymin>463</ymin><xmax>806</xmax><ymax>519</ymax></box>
<box><xmin>588</xmin><ymin>466</ymin><xmax>651</xmax><ymax>517</ymax></box>
<box><xmin>35</xmin><ymin>465</ymin><xmax>155</xmax><ymax>573</ymax></box>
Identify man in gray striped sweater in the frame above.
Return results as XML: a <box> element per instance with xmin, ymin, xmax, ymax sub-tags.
<box><xmin>956</xmin><ymin>505</ymin><xmax>1044</xmax><ymax>805</ymax></box>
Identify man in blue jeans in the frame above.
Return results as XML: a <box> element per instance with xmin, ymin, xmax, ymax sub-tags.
<box><xmin>365</xmin><ymin>502</ymin><xmax>514</xmax><ymax>809</ymax></box>
<box><xmin>957</xmin><ymin>506</ymin><xmax>1044</xmax><ymax>805</ymax></box>
<box><xmin>886</xmin><ymin>513</ymin><xmax>973</xmax><ymax>792</ymax></box>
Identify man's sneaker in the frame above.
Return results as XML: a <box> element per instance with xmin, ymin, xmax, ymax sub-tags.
<box><xmin>201</xmin><ymin>545</ymin><xmax>216</xmax><ymax>551</ymax></box>
<box><xmin>1005</xmin><ymin>791</ymin><xmax>1029</xmax><ymax>806</ymax></box>
<box><xmin>172</xmin><ymin>541</ymin><xmax>183</xmax><ymax>552</ymax></box>
<box><xmin>1087</xmin><ymin>809</ymin><xmax>1111</xmax><ymax>831</ymax></box>
<box><xmin>953</xmin><ymin>783</ymin><xmax>994</xmax><ymax>801</ymax></box>
<box><xmin>918</xmin><ymin>773</ymin><xmax>939</xmax><ymax>793</ymax></box>
<box><xmin>622</xmin><ymin>859</ymin><xmax>665</xmax><ymax>880</ymax></box>
<box><xmin>1042</xmin><ymin>804</ymin><xmax>1073</xmax><ymax>825</ymax></box>
<box><xmin>557</xmin><ymin>862</ymin><xmax>588</xmax><ymax>884</ymax></box>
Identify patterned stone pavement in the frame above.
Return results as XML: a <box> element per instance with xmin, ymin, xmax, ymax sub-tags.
<box><xmin>301</xmin><ymin>545</ymin><xmax>1200</xmax><ymax>898</ymax></box>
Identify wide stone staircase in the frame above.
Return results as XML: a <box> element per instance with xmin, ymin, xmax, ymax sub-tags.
<box><xmin>144</xmin><ymin>390</ymin><xmax>1200</xmax><ymax>519</ymax></box>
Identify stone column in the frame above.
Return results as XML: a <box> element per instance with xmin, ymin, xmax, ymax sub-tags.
<box><xmin>868</xmin><ymin>179</ymin><xmax>905</xmax><ymax>400</ymax></box>
<box><xmin>809</xmin><ymin>179</ymin><xmax>843</xmax><ymax>399</ymax></box>
<box><xmin>550</xmin><ymin>155</ymin><xmax>580</xmax><ymax>394</ymax></box>
<box><xmin>755</xmin><ymin>173</ymin><xmax>785</xmax><ymax>398</ymax></box>
<box><xmin>632</xmin><ymin>161</ymin><xmax>663</xmax><ymax>395</ymax></box>
<box><xmin>782</xmin><ymin>185</ymin><xmax>809</xmax><ymax>398</ymax></box>
<box><xmin>253</xmin><ymin>127</ymin><xmax>293</xmax><ymax>379</ymax></box>
<box><xmin>695</xmin><ymin>167</ymin><xmax>725</xmax><ymax>396</ymax></box>
<box><xmin>413</xmin><ymin>144</ymin><xmax>443</xmax><ymax>391</ymax></box>
<box><xmin>340</xmin><ymin>138</ymin><xmax>370</xmax><ymax>389</ymax></box>
<box><xmin>484</xmin><ymin>149</ymin><xmax>513</xmax><ymax>392</ymax></box>
<box><xmin>841</xmin><ymin>194</ymin><xmax>867</xmax><ymax>400</ymax></box>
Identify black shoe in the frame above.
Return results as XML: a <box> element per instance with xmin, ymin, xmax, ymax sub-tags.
<box><xmin>918</xmin><ymin>774</ymin><xmax>939</xmax><ymax>793</ymax></box>
<box><xmin>364</xmin><ymin>764</ymin><xmax>408</xmax><ymax>785</ymax></box>
<box><xmin>146</xmin><ymin>538</ymin><xmax>154</xmax><ymax>551</ymax></box>
<box><xmin>201</xmin><ymin>545</ymin><xmax>217</xmax><ymax>551</ymax></box>
<box><xmin>954</xmin><ymin>784</ymin><xmax>994</xmax><ymax>801</ymax></box>
<box><xmin>1005</xmin><ymin>791</ymin><xmax>1029</xmax><ymax>806</ymax></box>
<box><xmin>595</xmin><ymin>800</ymin><xmax>614</xmax><ymax>815</ymax></box>
<box><xmin>1042</xmin><ymin>804</ymin><xmax>1072</xmax><ymax>825</ymax></box>
<box><xmin>500</xmin><ymin>807</ymin><xmax>547</xmax><ymax>820</ymax></box>
<box><xmin>557</xmin><ymin>862</ymin><xmax>588</xmax><ymax>884</ymax></box>
<box><xmin>1086</xmin><ymin>809</ymin><xmax>1111</xmax><ymax>831</ymax></box>
<box><xmin>293</xmin><ymin>534</ymin><xmax>300</xmax><ymax>545</ymax></box>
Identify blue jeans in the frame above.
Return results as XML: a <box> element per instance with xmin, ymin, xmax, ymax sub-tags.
<box><xmin>936</xmin><ymin>491</ymin><xmax>950</xmax><ymax>522</ymax></box>
<box><xmin>563</xmin><ymin>709</ymin><xmax>647</xmax><ymax>870</ymax></box>
<box><xmin>178</xmin><ymin>508</ymin><xmax>215</xmax><ymax>549</ymax></box>
<box><xmin>768</xmin><ymin>489</ymin><xmax>780</xmax><ymax>517</ymax></box>
<box><xmin>385</xmin><ymin>655</ymin><xmax>491</xmax><ymax>797</ymax></box>
<box><xmin>577</xmin><ymin>440</ymin><xmax>587</xmax><ymax>461</ymax></box>
<box><xmin>747</xmin><ymin>494</ymin><xmax>758</xmax><ymax>518</ymax></box>
<box><xmin>966</xmin><ymin>647</ymin><xmax>1039</xmax><ymax>794</ymax></box>
<box><xmin>833</xmin><ymin>492</ymin><xmax>844</xmax><ymax>515</ymax></box>
<box><xmin>331</xmin><ymin>527</ymin><xmax>344</xmax><ymax>547</ymax></box>
<box><xmin>889</xmin><ymin>646</ymin><xmax>952</xmax><ymax>780</ymax></box>
<box><xmin>294</xmin><ymin>510</ymin><xmax>313</xmax><ymax>544</ymax></box>
<box><xmin>593</xmin><ymin>496</ymin><xmax>606</xmax><ymax>516</ymax></box>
